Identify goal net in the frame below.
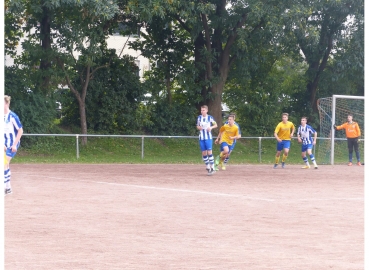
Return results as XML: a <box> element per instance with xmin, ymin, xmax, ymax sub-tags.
<box><xmin>317</xmin><ymin>95</ymin><xmax>365</xmax><ymax>165</ymax></box>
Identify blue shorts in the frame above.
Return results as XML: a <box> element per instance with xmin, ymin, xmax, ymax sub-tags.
<box><xmin>199</xmin><ymin>139</ymin><xmax>213</xmax><ymax>151</ymax></box>
<box><xmin>229</xmin><ymin>140</ymin><xmax>237</xmax><ymax>151</ymax></box>
<box><xmin>5</xmin><ymin>147</ymin><xmax>18</xmax><ymax>158</ymax></box>
<box><xmin>301</xmin><ymin>144</ymin><xmax>313</xmax><ymax>152</ymax></box>
<box><xmin>276</xmin><ymin>140</ymin><xmax>291</xmax><ymax>151</ymax></box>
<box><xmin>220</xmin><ymin>142</ymin><xmax>232</xmax><ymax>152</ymax></box>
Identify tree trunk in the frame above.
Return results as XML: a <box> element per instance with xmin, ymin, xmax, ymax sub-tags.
<box><xmin>78</xmin><ymin>100</ymin><xmax>88</xmax><ymax>145</ymax></box>
<box><xmin>207</xmin><ymin>82</ymin><xmax>225</xmax><ymax>128</ymax></box>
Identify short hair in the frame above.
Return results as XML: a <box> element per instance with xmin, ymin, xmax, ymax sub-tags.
<box><xmin>282</xmin><ymin>113</ymin><xmax>289</xmax><ymax>117</ymax></box>
<box><xmin>201</xmin><ymin>105</ymin><xmax>208</xmax><ymax>110</ymax></box>
<box><xmin>228</xmin><ymin>114</ymin><xmax>235</xmax><ymax>120</ymax></box>
<box><xmin>4</xmin><ymin>95</ymin><xmax>11</xmax><ymax>104</ymax></box>
<box><xmin>229</xmin><ymin>112</ymin><xmax>236</xmax><ymax>119</ymax></box>
<box><xmin>347</xmin><ymin>113</ymin><xmax>353</xmax><ymax>117</ymax></box>
<box><xmin>301</xmin><ymin>116</ymin><xmax>308</xmax><ymax>121</ymax></box>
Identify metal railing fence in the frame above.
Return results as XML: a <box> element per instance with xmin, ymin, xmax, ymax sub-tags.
<box><xmin>22</xmin><ymin>134</ymin><xmax>362</xmax><ymax>164</ymax></box>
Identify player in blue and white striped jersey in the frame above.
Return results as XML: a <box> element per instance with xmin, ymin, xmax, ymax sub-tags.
<box><xmin>197</xmin><ymin>105</ymin><xmax>217</xmax><ymax>175</ymax></box>
<box><xmin>4</xmin><ymin>95</ymin><xmax>24</xmax><ymax>195</ymax></box>
<box><xmin>297</xmin><ymin>116</ymin><xmax>318</xmax><ymax>169</ymax></box>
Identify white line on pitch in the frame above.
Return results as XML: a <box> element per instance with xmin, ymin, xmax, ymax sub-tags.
<box><xmin>16</xmin><ymin>173</ymin><xmax>274</xmax><ymax>202</ymax></box>
<box><xmin>81</xmin><ymin>180</ymin><xmax>275</xmax><ymax>202</ymax></box>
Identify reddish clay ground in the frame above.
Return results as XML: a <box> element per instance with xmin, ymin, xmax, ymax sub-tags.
<box><xmin>5</xmin><ymin>164</ymin><xmax>364</xmax><ymax>270</ymax></box>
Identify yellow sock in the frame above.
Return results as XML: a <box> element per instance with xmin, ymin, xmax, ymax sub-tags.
<box><xmin>275</xmin><ymin>156</ymin><xmax>280</xmax><ymax>164</ymax></box>
<box><xmin>282</xmin><ymin>154</ymin><xmax>287</xmax><ymax>162</ymax></box>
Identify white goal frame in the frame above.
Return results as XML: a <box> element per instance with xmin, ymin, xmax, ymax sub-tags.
<box><xmin>330</xmin><ymin>95</ymin><xmax>365</xmax><ymax>165</ymax></box>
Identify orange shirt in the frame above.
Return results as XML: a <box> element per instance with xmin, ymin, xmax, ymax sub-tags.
<box><xmin>336</xmin><ymin>121</ymin><xmax>361</xmax><ymax>138</ymax></box>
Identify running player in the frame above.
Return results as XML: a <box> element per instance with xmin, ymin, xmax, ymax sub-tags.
<box><xmin>4</xmin><ymin>95</ymin><xmax>24</xmax><ymax>195</ymax></box>
<box><xmin>197</xmin><ymin>105</ymin><xmax>217</xmax><ymax>175</ymax></box>
<box><xmin>214</xmin><ymin>114</ymin><xmax>239</xmax><ymax>170</ymax></box>
<box><xmin>214</xmin><ymin>113</ymin><xmax>241</xmax><ymax>170</ymax></box>
<box><xmin>297</xmin><ymin>116</ymin><xmax>318</xmax><ymax>169</ymax></box>
<box><xmin>273</xmin><ymin>113</ymin><xmax>295</xmax><ymax>169</ymax></box>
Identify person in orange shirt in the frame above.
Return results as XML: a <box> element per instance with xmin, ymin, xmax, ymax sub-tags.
<box><xmin>334</xmin><ymin>114</ymin><xmax>362</xmax><ymax>166</ymax></box>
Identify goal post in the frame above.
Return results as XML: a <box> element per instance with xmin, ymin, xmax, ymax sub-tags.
<box><xmin>317</xmin><ymin>95</ymin><xmax>365</xmax><ymax>165</ymax></box>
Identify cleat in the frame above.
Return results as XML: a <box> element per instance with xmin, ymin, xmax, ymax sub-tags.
<box><xmin>348</xmin><ymin>162</ymin><xmax>353</xmax><ymax>166</ymax></box>
<box><xmin>357</xmin><ymin>162</ymin><xmax>362</xmax><ymax>166</ymax></box>
<box><xmin>207</xmin><ymin>168</ymin><xmax>215</xmax><ymax>176</ymax></box>
<box><xmin>5</xmin><ymin>188</ymin><xmax>12</xmax><ymax>195</ymax></box>
<box><xmin>215</xmin><ymin>155</ymin><xmax>220</xmax><ymax>166</ymax></box>
<box><xmin>314</xmin><ymin>166</ymin><xmax>318</xmax><ymax>169</ymax></box>
<box><xmin>273</xmin><ymin>164</ymin><xmax>278</xmax><ymax>169</ymax></box>
<box><xmin>214</xmin><ymin>165</ymin><xmax>219</xmax><ymax>171</ymax></box>
<box><xmin>301</xmin><ymin>165</ymin><xmax>310</xmax><ymax>169</ymax></box>
<box><xmin>281</xmin><ymin>162</ymin><xmax>285</xmax><ymax>168</ymax></box>
<box><xmin>221</xmin><ymin>165</ymin><xmax>226</xmax><ymax>171</ymax></box>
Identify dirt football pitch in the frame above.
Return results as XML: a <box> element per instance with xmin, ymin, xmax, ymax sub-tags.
<box><xmin>4</xmin><ymin>164</ymin><xmax>364</xmax><ymax>269</ymax></box>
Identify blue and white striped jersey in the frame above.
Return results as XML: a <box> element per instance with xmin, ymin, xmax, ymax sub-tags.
<box><xmin>197</xmin><ymin>115</ymin><xmax>216</xmax><ymax>140</ymax></box>
<box><xmin>4</xmin><ymin>110</ymin><xmax>23</xmax><ymax>148</ymax></box>
<box><xmin>297</xmin><ymin>124</ymin><xmax>316</xmax><ymax>145</ymax></box>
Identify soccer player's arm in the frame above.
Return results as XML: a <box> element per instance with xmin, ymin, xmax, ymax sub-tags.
<box><xmin>297</xmin><ymin>127</ymin><xmax>302</xmax><ymax>143</ymax></box>
<box><xmin>274</xmin><ymin>124</ymin><xmax>281</xmax><ymax>142</ymax></box>
<box><xmin>290</xmin><ymin>123</ymin><xmax>295</xmax><ymax>138</ymax></box>
<box><xmin>235</xmin><ymin>124</ymin><xmax>241</xmax><ymax>139</ymax></box>
<box><xmin>196</xmin><ymin>118</ymin><xmax>202</xmax><ymax>131</ymax></box>
<box><xmin>11</xmin><ymin>127</ymin><xmax>24</xmax><ymax>152</ymax></box>
<box><xmin>313</xmin><ymin>130</ymin><xmax>317</xmax><ymax>145</ymax></box>
<box><xmin>233</xmin><ymin>128</ymin><xmax>240</xmax><ymax>140</ymax></box>
<box><xmin>356</xmin><ymin>123</ymin><xmax>361</xmax><ymax>137</ymax></box>
<box><xmin>215</xmin><ymin>126</ymin><xmax>225</xmax><ymax>144</ymax></box>
<box><xmin>211</xmin><ymin>120</ymin><xmax>218</xmax><ymax>130</ymax></box>
<box><xmin>335</xmin><ymin>123</ymin><xmax>344</xmax><ymax>130</ymax></box>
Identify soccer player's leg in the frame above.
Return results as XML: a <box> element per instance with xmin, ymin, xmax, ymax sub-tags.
<box><xmin>307</xmin><ymin>146</ymin><xmax>318</xmax><ymax>169</ymax></box>
<box><xmin>199</xmin><ymin>140</ymin><xmax>210</xmax><ymax>172</ymax></box>
<box><xmin>4</xmin><ymin>149</ymin><xmax>13</xmax><ymax>195</ymax></box>
<box><xmin>353</xmin><ymin>138</ymin><xmax>361</xmax><ymax>165</ymax></box>
<box><xmin>347</xmin><ymin>139</ymin><xmax>354</xmax><ymax>166</ymax></box>
<box><xmin>274</xmin><ymin>142</ymin><xmax>283</xmax><ymax>168</ymax></box>
<box><xmin>219</xmin><ymin>143</ymin><xmax>230</xmax><ymax>170</ymax></box>
<box><xmin>224</xmin><ymin>142</ymin><xmax>236</xmax><ymax>166</ymax></box>
<box><xmin>281</xmin><ymin>140</ymin><xmax>291</xmax><ymax>168</ymax></box>
<box><xmin>205</xmin><ymin>139</ymin><xmax>216</xmax><ymax>174</ymax></box>
<box><xmin>301</xmin><ymin>145</ymin><xmax>310</xmax><ymax>169</ymax></box>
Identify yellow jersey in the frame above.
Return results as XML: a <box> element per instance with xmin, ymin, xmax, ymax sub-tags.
<box><xmin>274</xmin><ymin>121</ymin><xmax>295</xmax><ymax>140</ymax></box>
<box><xmin>220</xmin><ymin>124</ymin><xmax>239</xmax><ymax>145</ymax></box>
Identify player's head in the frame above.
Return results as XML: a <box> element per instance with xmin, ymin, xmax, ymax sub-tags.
<box><xmin>4</xmin><ymin>95</ymin><xmax>11</xmax><ymax>113</ymax></box>
<box><xmin>229</xmin><ymin>112</ymin><xmax>236</xmax><ymax>120</ymax></box>
<box><xmin>347</xmin><ymin>114</ymin><xmax>353</xmax><ymax>122</ymax></box>
<box><xmin>301</xmin><ymin>116</ymin><xmax>308</xmax><ymax>125</ymax></box>
<box><xmin>201</xmin><ymin>105</ymin><xmax>208</xmax><ymax>116</ymax></box>
<box><xmin>227</xmin><ymin>114</ymin><xmax>235</xmax><ymax>125</ymax></box>
<box><xmin>282</xmin><ymin>113</ymin><xmax>289</xmax><ymax>122</ymax></box>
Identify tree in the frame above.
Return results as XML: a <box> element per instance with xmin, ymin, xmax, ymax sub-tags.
<box><xmin>127</xmin><ymin>0</ymin><xmax>291</xmax><ymax>126</ymax></box>
<box><xmin>9</xmin><ymin>0</ymin><xmax>120</xmax><ymax>145</ymax></box>
<box><xmin>284</xmin><ymin>0</ymin><xmax>364</xmax><ymax>112</ymax></box>
<box><xmin>60</xmin><ymin>53</ymin><xmax>145</xmax><ymax>134</ymax></box>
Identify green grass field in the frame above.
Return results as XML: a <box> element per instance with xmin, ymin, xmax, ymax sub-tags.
<box><xmin>13</xmin><ymin>135</ymin><xmax>364</xmax><ymax>165</ymax></box>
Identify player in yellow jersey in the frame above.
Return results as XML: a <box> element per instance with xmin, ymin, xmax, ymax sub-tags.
<box><xmin>214</xmin><ymin>114</ymin><xmax>239</xmax><ymax>170</ymax></box>
<box><xmin>273</xmin><ymin>113</ymin><xmax>295</xmax><ymax>169</ymax></box>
